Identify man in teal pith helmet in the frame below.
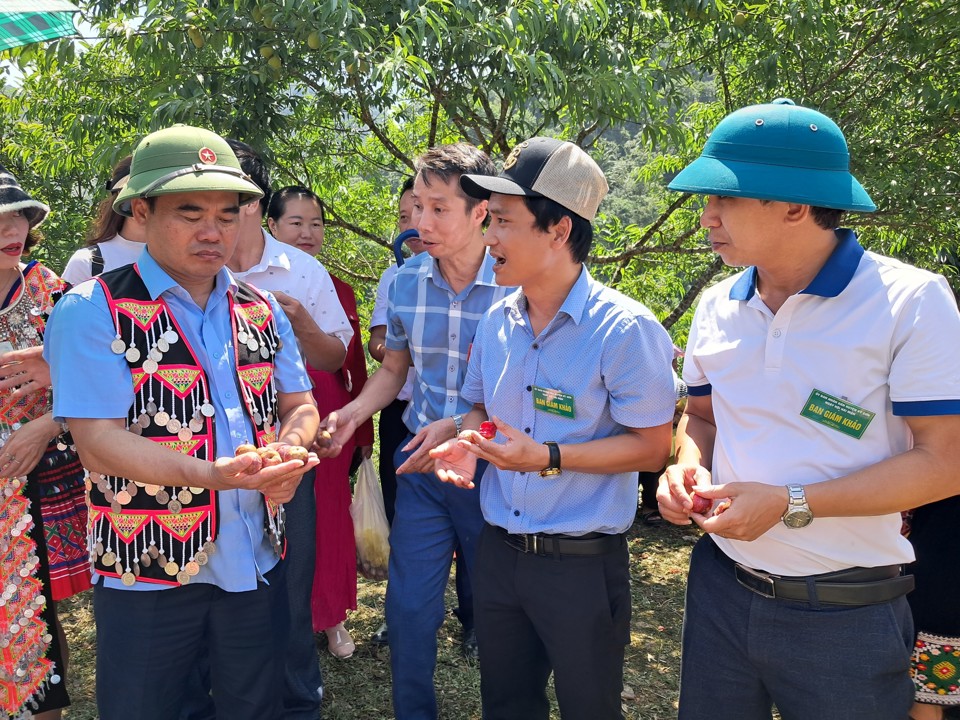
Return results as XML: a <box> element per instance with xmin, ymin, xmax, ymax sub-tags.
<box><xmin>657</xmin><ymin>99</ymin><xmax>960</xmax><ymax>719</ymax></box>
<box><xmin>44</xmin><ymin>125</ymin><xmax>321</xmax><ymax>720</ymax></box>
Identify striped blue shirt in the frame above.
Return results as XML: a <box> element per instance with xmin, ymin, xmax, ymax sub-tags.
<box><xmin>461</xmin><ymin>266</ymin><xmax>676</xmax><ymax>535</ymax></box>
<box><xmin>386</xmin><ymin>251</ymin><xmax>511</xmax><ymax>433</ymax></box>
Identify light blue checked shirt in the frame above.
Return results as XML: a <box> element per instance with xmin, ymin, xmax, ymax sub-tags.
<box><xmin>386</xmin><ymin>251</ymin><xmax>511</xmax><ymax>433</ymax></box>
<box><xmin>461</xmin><ymin>266</ymin><xmax>676</xmax><ymax>535</ymax></box>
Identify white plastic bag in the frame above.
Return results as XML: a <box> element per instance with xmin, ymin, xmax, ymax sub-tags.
<box><xmin>350</xmin><ymin>457</ymin><xmax>390</xmax><ymax>580</ymax></box>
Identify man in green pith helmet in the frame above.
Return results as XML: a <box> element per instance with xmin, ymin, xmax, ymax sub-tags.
<box><xmin>658</xmin><ymin>99</ymin><xmax>960</xmax><ymax>719</ymax></box>
<box><xmin>44</xmin><ymin>124</ymin><xmax>321</xmax><ymax>720</ymax></box>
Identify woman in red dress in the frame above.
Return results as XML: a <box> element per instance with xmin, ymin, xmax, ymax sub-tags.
<box><xmin>267</xmin><ymin>186</ymin><xmax>374</xmax><ymax>659</ymax></box>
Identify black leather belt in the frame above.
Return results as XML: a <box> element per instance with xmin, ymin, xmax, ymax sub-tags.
<box><xmin>495</xmin><ymin>525</ymin><xmax>624</xmax><ymax>557</ymax></box>
<box><xmin>713</xmin><ymin>539</ymin><xmax>914</xmax><ymax>606</ymax></box>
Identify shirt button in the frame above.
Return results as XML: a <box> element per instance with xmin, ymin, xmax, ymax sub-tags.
<box><xmin>532</xmin><ymin>343</ymin><xmax>539</xmax><ymax>349</ymax></box>
<box><xmin>449</xmin><ymin>365</ymin><xmax>455</xmax><ymax>371</ymax></box>
<box><xmin>513</xmin><ymin>510</ymin><xmax>520</xmax><ymax>517</ymax></box>
<box><xmin>451</xmin><ymin>334</ymin><xmax>457</xmax><ymax>340</ymax></box>
<box><xmin>772</xmin><ymin>329</ymin><xmax>782</xmax><ymax>338</ymax></box>
<box><xmin>524</xmin><ymin>427</ymin><xmax>530</xmax><ymax>434</ymax></box>
<box><xmin>526</xmin><ymin>385</ymin><xmax>532</xmax><ymax>391</ymax></box>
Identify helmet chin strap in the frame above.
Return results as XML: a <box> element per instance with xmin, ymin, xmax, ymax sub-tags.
<box><xmin>138</xmin><ymin>163</ymin><xmax>252</xmax><ymax>198</ymax></box>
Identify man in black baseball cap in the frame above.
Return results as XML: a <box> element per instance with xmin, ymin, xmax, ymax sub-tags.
<box><xmin>431</xmin><ymin>137</ymin><xmax>677</xmax><ymax>720</ymax></box>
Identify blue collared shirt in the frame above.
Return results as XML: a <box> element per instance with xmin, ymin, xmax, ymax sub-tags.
<box><xmin>44</xmin><ymin>248</ymin><xmax>311</xmax><ymax>592</ymax></box>
<box><xmin>461</xmin><ymin>266</ymin><xmax>676</xmax><ymax>535</ymax></box>
<box><xmin>385</xmin><ymin>251</ymin><xmax>512</xmax><ymax>432</ymax></box>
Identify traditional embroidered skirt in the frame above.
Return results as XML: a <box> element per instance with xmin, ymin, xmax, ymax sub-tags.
<box><xmin>26</xmin><ymin>442</ymin><xmax>90</xmax><ymax>602</ymax></box>
<box><xmin>907</xmin><ymin>495</ymin><xmax>960</xmax><ymax>706</ymax></box>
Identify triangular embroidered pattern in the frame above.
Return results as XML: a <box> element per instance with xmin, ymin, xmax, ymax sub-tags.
<box><xmin>151</xmin><ymin>438</ymin><xmax>204</xmax><ymax>456</ymax></box>
<box><xmin>235</xmin><ymin>301</ymin><xmax>271</xmax><ymax>330</ymax></box>
<box><xmin>238</xmin><ymin>364</ymin><xmax>273</xmax><ymax>396</ymax></box>
<box><xmin>108</xmin><ymin>512</ymin><xmax>149</xmax><ymax>542</ymax></box>
<box><xmin>154</xmin><ymin>366</ymin><xmax>202</xmax><ymax>398</ymax></box>
<box><xmin>115</xmin><ymin>300</ymin><xmax>163</xmax><ymax>330</ymax></box>
<box><xmin>154</xmin><ymin>511</ymin><xmax>207</xmax><ymax>541</ymax></box>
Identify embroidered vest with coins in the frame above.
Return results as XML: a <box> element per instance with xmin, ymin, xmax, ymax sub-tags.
<box><xmin>89</xmin><ymin>264</ymin><xmax>286</xmax><ymax>587</ymax></box>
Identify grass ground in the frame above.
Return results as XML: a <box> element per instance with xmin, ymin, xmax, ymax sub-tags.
<box><xmin>57</xmin><ymin>519</ymin><xmax>699</xmax><ymax>719</ymax></box>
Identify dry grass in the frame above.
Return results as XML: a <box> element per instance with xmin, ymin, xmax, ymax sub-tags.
<box><xmin>58</xmin><ymin>520</ymin><xmax>698</xmax><ymax>719</ymax></box>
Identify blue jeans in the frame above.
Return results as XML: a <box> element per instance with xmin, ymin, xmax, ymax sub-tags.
<box><xmin>95</xmin><ymin>562</ymin><xmax>288</xmax><ymax>720</ymax></box>
<box><xmin>386</xmin><ymin>441</ymin><xmax>487</xmax><ymax>719</ymax></box>
<box><xmin>679</xmin><ymin>536</ymin><xmax>914</xmax><ymax>720</ymax></box>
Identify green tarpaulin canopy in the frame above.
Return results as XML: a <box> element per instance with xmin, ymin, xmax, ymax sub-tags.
<box><xmin>0</xmin><ymin>0</ymin><xmax>79</xmax><ymax>52</ymax></box>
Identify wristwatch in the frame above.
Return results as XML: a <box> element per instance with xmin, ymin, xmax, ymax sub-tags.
<box><xmin>539</xmin><ymin>441</ymin><xmax>561</xmax><ymax>477</ymax></box>
<box><xmin>451</xmin><ymin>414</ymin><xmax>463</xmax><ymax>436</ymax></box>
<box><xmin>781</xmin><ymin>484</ymin><xmax>813</xmax><ymax>528</ymax></box>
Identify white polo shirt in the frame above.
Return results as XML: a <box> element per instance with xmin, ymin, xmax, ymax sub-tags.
<box><xmin>684</xmin><ymin>229</ymin><xmax>960</xmax><ymax>575</ymax></box>
<box><xmin>232</xmin><ymin>230</ymin><xmax>352</xmax><ymax>351</ymax></box>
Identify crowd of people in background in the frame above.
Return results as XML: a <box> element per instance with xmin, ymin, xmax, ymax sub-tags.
<box><xmin>0</xmin><ymin>96</ymin><xmax>956</xmax><ymax>720</ymax></box>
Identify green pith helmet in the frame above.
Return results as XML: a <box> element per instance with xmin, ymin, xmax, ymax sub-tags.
<box><xmin>114</xmin><ymin>125</ymin><xmax>263</xmax><ymax>216</ymax></box>
<box><xmin>669</xmin><ymin>99</ymin><xmax>875</xmax><ymax>212</ymax></box>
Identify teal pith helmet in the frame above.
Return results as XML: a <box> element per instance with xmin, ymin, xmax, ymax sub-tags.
<box><xmin>668</xmin><ymin>99</ymin><xmax>875</xmax><ymax>212</ymax></box>
<box><xmin>114</xmin><ymin>125</ymin><xmax>263</xmax><ymax>217</ymax></box>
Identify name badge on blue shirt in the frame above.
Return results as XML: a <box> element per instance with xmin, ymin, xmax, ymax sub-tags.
<box><xmin>533</xmin><ymin>386</ymin><xmax>575</xmax><ymax>418</ymax></box>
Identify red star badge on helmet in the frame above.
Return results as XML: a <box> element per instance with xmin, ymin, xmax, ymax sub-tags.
<box><xmin>198</xmin><ymin>147</ymin><xmax>218</xmax><ymax>164</ymax></box>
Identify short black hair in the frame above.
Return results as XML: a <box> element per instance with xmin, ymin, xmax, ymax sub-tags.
<box><xmin>399</xmin><ymin>176</ymin><xmax>414</xmax><ymax>203</ymax></box>
<box><xmin>810</xmin><ymin>206</ymin><xmax>845</xmax><ymax>230</ymax></box>
<box><xmin>415</xmin><ymin>143</ymin><xmax>495</xmax><ymax>215</ymax></box>
<box><xmin>522</xmin><ymin>196</ymin><xmax>593</xmax><ymax>263</ymax></box>
<box><xmin>267</xmin><ymin>186</ymin><xmax>325</xmax><ymax>224</ymax></box>
<box><xmin>226</xmin><ymin>139</ymin><xmax>271</xmax><ymax>217</ymax></box>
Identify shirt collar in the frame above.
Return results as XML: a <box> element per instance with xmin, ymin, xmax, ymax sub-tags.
<box><xmin>258</xmin><ymin>230</ymin><xmax>294</xmax><ymax>272</ymax></box>
<box><xmin>506</xmin><ymin>264</ymin><xmax>591</xmax><ymax>325</ymax></box>
<box><xmin>136</xmin><ymin>245</ymin><xmax>237</xmax><ymax>303</ymax></box>
<box><xmin>729</xmin><ymin>228</ymin><xmax>864</xmax><ymax>301</ymax></box>
<box><xmin>426</xmin><ymin>250</ymin><xmax>502</xmax><ymax>292</ymax></box>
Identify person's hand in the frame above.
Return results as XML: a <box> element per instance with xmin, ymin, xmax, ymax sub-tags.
<box><xmin>441</xmin><ymin>416</ymin><xmax>547</xmax><ymax>474</ymax></box>
<box><xmin>657</xmin><ymin>463</ymin><xmax>712</xmax><ymax>526</ymax></box>
<box><xmin>0</xmin><ymin>415</ymin><xmax>58</xmax><ymax>478</ymax></box>
<box><xmin>396</xmin><ymin>417</ymin><xmax>458</xmax><ymax>474</ymax></box>
<box><xmin>358</xmin><ymin>444</ymin><xmax>373</xmax><ymax>459</ymax></box>
<box><xmin>312</xmin><ymin>409</ymin><xmax>358</xmax><ymax>459</ymax></box>
<box><xmin>430</xmin><ymin>437</ymin><xmax>479</xmax><ymax>489</ymax></box>
<box><xmin>210</xmin><ymin>444</ymin><xmax>319</xmax><ymax>503</ymax></box>
<box><xmin>0</xmin><ymin>346</ymin><xmax>51</xmax><ymax>400</ymax></box>
<box><xmin>691</xmin><ymin>482</ymin><xmax>788</xmax><ymax>542</ymax></box>
<box><xmin>272</xmin><ymin>292</ymin><xmax>309</xmax><ymax>329</ymax></box>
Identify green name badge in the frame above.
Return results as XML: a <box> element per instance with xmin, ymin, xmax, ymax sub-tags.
<box><xmin>800</xmin><ymin>389</ymin><xmax>875</xmax><ymax>440</ymax></box>
<box><xmin>532</xmin><ymin>386</ymin><xmax>575</xmax><ymax>419</ymax></box>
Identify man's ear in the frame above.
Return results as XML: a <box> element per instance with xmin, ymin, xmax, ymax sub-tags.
<box><xmin>130</xmin><ymin>198</ymin><xmax>150</xmax><ymax>225</ymax></box>
<box><xmin>551</xmin><ymin>215</ymin><xmax>573</xmax><ymax>247</ymax></box>
<box><xmin>471</xmin><ymin>198</ymin><xmax>489</xmax><ymax>226</ymax></box>
<box><xmin>783</xmin><ymin>202</ymin><xmax>811</xmax><ymax>226</ymax></box>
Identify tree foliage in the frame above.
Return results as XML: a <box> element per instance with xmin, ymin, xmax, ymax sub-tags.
<box><xmin>1</xmin><ymin>0</ymin><xmax>958</xmax><ymax>341</ymax></box>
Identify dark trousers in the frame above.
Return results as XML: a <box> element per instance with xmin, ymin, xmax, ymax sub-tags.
<box><xmin>282</xmin><ymin>469</ymin><xmax>324</xmax><ymax>718</ymax></box>
<box><xmin>179</xmin><ymin>473</ymin><xmax>321</xmax><ymax>720</ymax></box>
<box><xmin>474</xmin><ymin>523</ymin><xmax>631</xmax><ymax>720</ymax></box>
<box><xmin>679</xmin><ymin>536</ymin><xmax>914</xmax><ymax>720</ymax></box>
<box><xmin>95</xmin><ymin>561</ymin><xmax>289</xmax><ymax>720</ymax></box>
<box><xmin>378</xmin><ymin>398</ymin><xmax>408</xmax><ymax>526</ymax></box>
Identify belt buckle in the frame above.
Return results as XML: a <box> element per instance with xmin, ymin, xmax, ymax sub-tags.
<box><xmin>523</xmin><ymin>534</ymin><xmax>541</xmax><ymax>555</ymax></box>
<box><xmin>736</xmin><ymin>563</ymin><xmax>777</xmax><ymax>599</ymax></box>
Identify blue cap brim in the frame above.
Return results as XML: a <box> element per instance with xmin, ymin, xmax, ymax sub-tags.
<box><xmin>669</xmin><ymin>156</ymin><xmax>876</xmax><ymax>212</ymax></box>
